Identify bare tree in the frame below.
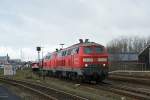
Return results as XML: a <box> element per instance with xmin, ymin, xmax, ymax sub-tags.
<box><xmin>146</xmin><ymin>36</ymin><xmax>150</xmax><ymax>45</ymax></box>
<box><xmin>107</xmin><ymin>36</ymin><xmax>149</xmax><ymax>53</ymax></box>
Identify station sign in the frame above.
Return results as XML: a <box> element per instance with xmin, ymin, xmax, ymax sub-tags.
<box><xmin>4</xmin><ymin>64</ymin><xmax>16</xmax><ymax>76</ymax></box>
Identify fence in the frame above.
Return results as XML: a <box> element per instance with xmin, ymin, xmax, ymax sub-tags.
<box><xmin>109</xmin><ymin>62</ymin><xmax>148</xmax><ymax>72</ymax></box>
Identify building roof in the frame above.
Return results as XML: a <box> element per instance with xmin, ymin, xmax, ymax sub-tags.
<box><xmin>139</xmin><ymin>44</ymin><xmax>150</xmax><ymax>57</ymax></box>
<box><xmin>109</xmin><ymin>52</ymin><xmax>138</xmax><ymax>61</ymax></box>
<box><xmin>0</xmin><ymin>56</ymin><xmax>8</xmax><ymax>60</ymax></box>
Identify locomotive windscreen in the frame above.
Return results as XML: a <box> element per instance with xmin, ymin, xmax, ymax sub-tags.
<box><xmin>84</xmin><ymin>46</ymin><xmax>104</xmax><ymax>54</ymax></box>
<box><xmin>95</xmin><ymin>47</ymin><xmax>104</xmax><ymax>53</ymax></box>
<box><xmin>84</xmin><ymin>47</ymin><xmax>93</xmax><ymax>54</ymax></box>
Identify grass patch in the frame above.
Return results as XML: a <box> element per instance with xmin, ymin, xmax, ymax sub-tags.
<box><xmin>0</xmin><ymin>68</ymin><xmax>4</xmax><ymax>76</ymax></box>
<box><xmin>14</xmin><ymin>68</ymin><xmax>40</xmax><ymax>81</ymax></box>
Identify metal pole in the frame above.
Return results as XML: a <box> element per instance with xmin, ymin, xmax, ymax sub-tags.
<box><xmin>148</xmin><ymin>45</ymin><xmax>150</xmax><ymax>66</ymax></box>
<box><xmin>41</xmin><ymin>47</ymin><xmax>43</xmax><ymax>68</ymax></box>
<box><xmin>38</xmin><ymin>51</ymin><xmax>40</xmax><ymax>66</ymax></box>
<box><xmin>41</xmin><ymin>47</ymin><xmax>45</xmax><ymax>80</ymax></box>
<box><xmin>142</xmin><ymin>63</ymin><xmax>143</xmax><ymax>71</ymax></box>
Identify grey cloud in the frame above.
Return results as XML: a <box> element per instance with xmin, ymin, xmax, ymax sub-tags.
<box><xmin>0</xmin><ymin>0</ymin><xmax>150</xmax><ymax>59</ymax></box>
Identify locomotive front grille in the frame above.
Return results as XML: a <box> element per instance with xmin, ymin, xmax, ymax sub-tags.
<box><xmin>83</xmin><ymin>64</ymin><xmax>106</xmax><ymax>74</ymax></box>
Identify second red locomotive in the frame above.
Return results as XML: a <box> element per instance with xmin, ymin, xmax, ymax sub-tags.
<box><xmin>35</xmin><ymin>39</ymin><xmax>109</xmax><ymax>82</ymax></box>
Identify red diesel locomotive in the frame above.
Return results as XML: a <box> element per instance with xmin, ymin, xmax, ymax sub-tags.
<box><xmin>35</xmin><ymin>39</ymin><xmax>109</xmax><ymax>82</ymax></box>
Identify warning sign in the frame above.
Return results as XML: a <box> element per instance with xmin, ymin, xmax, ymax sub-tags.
<box><xmin>4</xmin><ymin>64</ymin><xmax>16</xmax><ymax>76</ymax></box>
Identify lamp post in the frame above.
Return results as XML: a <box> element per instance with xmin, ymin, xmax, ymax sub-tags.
<box><xmin>60</xmin><ymin>44</ymin><xmax>64</xmax><ymax>49</ymax></box>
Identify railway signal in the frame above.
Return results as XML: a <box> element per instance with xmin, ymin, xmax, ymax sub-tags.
<box><xmin>36</xmin><ymin>47</ymin><xmax>41</xmax><ymax>67</ymax></box>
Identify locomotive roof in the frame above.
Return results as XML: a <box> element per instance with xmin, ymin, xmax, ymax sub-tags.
<box><xmin>69</xmin><ymin>42</ymin><xmax>104</xmax><ymax>48</ymax></box>
<box><xmin>59</xmin><ymin>42</ymin><xmax>104</xmax><ymax>51</ymax></box>
<box><xmin>45</xmin><ymin>42</ymin><xmax>104</xmax><ymax>57</ymax></box>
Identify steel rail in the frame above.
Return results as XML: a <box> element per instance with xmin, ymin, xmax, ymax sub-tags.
<box><xmin>97</xmin><ymin>84</ymin><xmax>150</xmax><ymax>100</ymax></box>
<box><xmin>109</xmin><ymin>73</ymin><xmax>150</xmax><ymax>79</ymax></box>
<box><xmin>0</xmin><ymin>78</ymin><xmax>88</xmax><ymax>100</ymax></box>
<box><xmin>97</xmin><ymin>80</ymin><xmax>150</xmax><ymax>100</ymax></box>
<box><xmin>108</xmin><ymin>74</ymin><xmax>150</xmax><ymax>86</ymax></box>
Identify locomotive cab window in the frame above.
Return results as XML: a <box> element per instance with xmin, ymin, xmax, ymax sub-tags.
<box><xmin>76</xmin><ymin>47</ymin><xmax>79</xmax><ymax>54</ymax></box>
<box><xmin>58</xmin><ymin>51</ymin><xmax>62</xmax><ymax>57</ymax></box>
<box><xmin>84</xmin><ymin>47</ymin><xmax>93</xmax><ymax>54</ymax></box>
<box><xmin>45</xmin><ymin>53</ymin><xmax>51</xmax><ymax>59</ymax></box>
<box><xmin>48</xmin><ymin>55</ymin><xmax>51</xmax><ymax>59</ymax></box>
<box><xmin>62</xmin><ymin>51</ymin><xmax>67</xmax><ymax>56</ymax></box>
<box><xmin>67</xmin><ymin>49</ymin><xmax>72</xmax><ymax>55</ymax></box>
<box><xmin>71</xmin><ymin>47</ymin><xmax>79</xmax><ymax>55</ymax></box>
<box><xmin>95</xmin><ymin>47</ymin><xmax>104</xmax><ymax>53</ymax></box>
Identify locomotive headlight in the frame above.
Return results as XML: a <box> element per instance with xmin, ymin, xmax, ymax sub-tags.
<box><xmin>98</xmin><ymin>58</ymin><xmax>107</xmax><ymax>62</ymax></box>
<box><xmin>103</xmin><ymin>64</ymin><xmax>106</xmax><ymax>67</ymax></box>
<box><xmin>85</xmin><ymin>64</ymin><xmax>88</xmax><ymax>67</ymax></box>
<box><xmin>83</xmin><ymin>58</ymin><xmax>93</xmax><ymax>62</ymax></box>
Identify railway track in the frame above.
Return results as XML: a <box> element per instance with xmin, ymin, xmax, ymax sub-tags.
<box><xmin>1</xmin><ymin>76</ymin><xmax>150</xmax><ymax>100</ymax></box>
<box><xmin>31</xmin><ymin>76</ymin><xmax>150</xmax><ymax>100</ymax></box>
<box><xmin>97</xmin><ymin>81</ymin><xmax>150</xmax><ymax>100</ymax></box>
<box><xmin>109</xmin><ymin>73</ymin><xmax>150</xmax><ymax>79</ymax></box>
<box><xmin>54</xmin><ymin>77</ymin><xmax>150</xmax><ymax>100</ymax></box>
<box><xmin>0</xmin><ymin>78</ymin><xmax>88</xmax><ymax>100</ymax></box>
<box><xmin>108</xmin><ymin>74</ymin><xmax>150</xmax><ymax>86</ymax></box>
<box><xmin>103</xmin><ymin>74</ymin><xmax>150</xmax><ymax>99</ymax></box>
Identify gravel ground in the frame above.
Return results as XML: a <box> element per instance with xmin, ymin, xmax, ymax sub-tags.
<box><xmin>0</xmin><ymin>83</ymin><xmax>20</xmax><ymax>100</ymax></box>
<box><xmin>1</xmin><ymin>68</ymin><xmax>136</xmax><ymax>100</ymax></box>
<box><xmin>110</xmin><ymin>71</ymin><xmax>150</xmax><ymax>77</ymax></box>
<box><xmin>15</xmin><ymin>69</ymin><xmax>135</xmax><ymax>100</ymax></box>
<box><xmin>106</xmin><ymin>79</ymin><xmax>150</xmax><ymax>92</ymax></box>
<box><xmin>0</xmin><ymin>81</ymin><xmax>48</xmax><ymax>100</ymax></box>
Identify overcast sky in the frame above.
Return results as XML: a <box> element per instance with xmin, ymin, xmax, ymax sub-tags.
<box><xmin>0</xmin><ymin>0</ymin><xmax>150</xmax><ymax>61</ymax></box>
